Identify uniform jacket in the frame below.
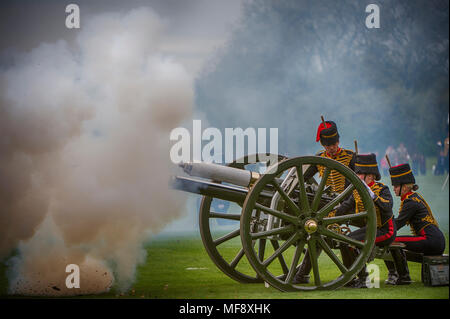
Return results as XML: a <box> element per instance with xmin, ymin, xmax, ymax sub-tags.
<box><xmin>395</xmin><ymin>192</ymin><xmax>439</xmax><ymax>236</ymax></box>
<box><xmin>304</xmin><ymin>148</ymin><xmax>356</xmax><ymax>194</ymax></box>
<box><xmin>335</xmin><ymin>181</ymin><xmax>394</xmax><ymax>228</ymax></box>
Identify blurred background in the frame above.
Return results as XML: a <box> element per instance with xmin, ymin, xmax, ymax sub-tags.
<box><xmin>1</xmin><ymin>0</ymin><xmax>447</xmax><ymax>234</ymax></box>
<box><xmin>176</xmin><ymin>0</ymin><xmax>450</xmax><ymax>234</ymax></box>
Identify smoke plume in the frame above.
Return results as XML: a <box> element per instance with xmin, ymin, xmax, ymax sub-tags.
<box><xmin>0</xmin><ymin>7</ymin><xmax>193</xmax><ymax>295</ymax></box>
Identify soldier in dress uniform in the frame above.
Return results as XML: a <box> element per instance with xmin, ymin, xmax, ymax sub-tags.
<box><xmin>334</xmin><ymin>153</ymin><xmax>397</xmax><ymax>288</ymax></box>
<box><xmin>304</xmin><ymin>120</ymin><xmax>356</xmax><ymax>193</ymax></box>
<box><xmin>384</xmin><ymin>163</ymin><xmax>446</xmax><ymax>285</ymax></box>
<box><xmin>293</xmin><ymin>119</ymin><xmax>356</xmax><ymax>284</ymax></box>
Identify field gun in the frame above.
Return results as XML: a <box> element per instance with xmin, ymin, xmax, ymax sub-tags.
<box><xmin>171</xmin><ymin>154</ymin><xmax>378</xmax><ymax>291</ymax></box>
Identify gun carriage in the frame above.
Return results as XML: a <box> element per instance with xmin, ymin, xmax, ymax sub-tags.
<box><xmin>171</xmin><ymin>154</ymin><xmax>378</xmax><ymax>291</ymax></box>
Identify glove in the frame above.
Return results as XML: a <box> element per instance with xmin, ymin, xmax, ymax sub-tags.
<box><xmin>363</xmin><ymin>182</ymin><xmax>376</xmax><ymax>199</ymax></box>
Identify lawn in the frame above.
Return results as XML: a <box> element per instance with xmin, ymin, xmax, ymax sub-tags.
<box><xmin>123</xmin><ymin>233</ymin><xmax>449</xmax><ymax>299</ymax></box>
<box><xmin>3</xmin><ymin>232</ymin><xmax>447</xmax><ymax>299</ymax></box>
<box><xmin>0</xmin><ymin>171</ymin><xmax>448</xmax><ymax>299</ymax></box>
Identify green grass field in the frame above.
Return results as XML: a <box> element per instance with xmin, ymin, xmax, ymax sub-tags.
<box><xmin>0</xmin><ymin>172</ymin><xmax>448</xmax><ymax>299</ymax></box>
<box><xmin>2</xmin><ymin>231</ymin><xmax>447</xmax><ymax>299</ymax></box>
<box><xmin>120</xmin><ymin>233</ymin><xmax>449</xmax><ymax>299</ymax></box>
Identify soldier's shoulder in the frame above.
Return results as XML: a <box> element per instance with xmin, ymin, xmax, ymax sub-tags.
<box><xmin>373</xmin><ymin>181</ymin><xmax>386</xmax><ymax>189</ymax></box>
<box><xmin>403</xmin><ymin>193</ymin><xmax>419</xmax><ymax>204</ymax></box>
<box><xmin>374</xmin><ymin>182</ymin><xmax>391</xmax><ymax>193</ymax></box>
<box><xmin>315</xmin><ymin>150</ymin><xmax>326</xmax><ymax>156</ymax></box>
<box><xmin>340</xmin><ymin>149</ymin><xmax>355</xmax><ymax>156</ymax></box>
<box><xmin>409</xmin><ymin>193</ymin><xmax>424</xmax><ymax>203</ymax></box>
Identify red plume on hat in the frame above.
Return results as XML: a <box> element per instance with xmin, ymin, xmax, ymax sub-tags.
<box><xmin>316</xmin><ymin>122</ymin><xmax>332</xmax><ymax>142</ymax></box>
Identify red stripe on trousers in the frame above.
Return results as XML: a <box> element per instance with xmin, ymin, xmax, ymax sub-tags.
<box><xmin>395</xmin><ymin>229</ymin><xmax>427</xmax><ymax>242</ymax></box>
<box><xmin>375</xmin><ymin>219</ymin><xmax>394</xmax><ymax>243</ymax></box>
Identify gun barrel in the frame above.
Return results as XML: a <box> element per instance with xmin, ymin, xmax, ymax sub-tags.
<box><xmin>170</xmin><ymin>176</ymin><xmax>273</xmax><ymax>204</ymax></box>
<box><xmin>171</xmin><ymin>175</ymin><xmax>334</xmax><ymax>209</ymax></box>
<box><xmin>179</xmin><ymin>162</ymin><xmax>259</xmax><ymax>188</ymax></box>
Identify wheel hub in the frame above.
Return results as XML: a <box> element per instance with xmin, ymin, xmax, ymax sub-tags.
<box><xmin>304</xmin><ymin>219</ymin><xmax>318</xmax><ymax>234</ymax></box>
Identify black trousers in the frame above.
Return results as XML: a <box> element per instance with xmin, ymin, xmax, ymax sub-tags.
<box><xmin>394</xmin><ymin>225</ymin><xmax>445</xmax><ymax>256</ymax></box>
<box><xmin>349</xmin><ymin>218</ymin><xmax>397</xmax><ymax>247</ymax></box>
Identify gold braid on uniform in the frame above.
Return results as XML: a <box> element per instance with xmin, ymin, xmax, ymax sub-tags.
<box><xmin>318</xmin><ymin>149</ymin><xmax>354</xmax><ymax>235</ymax></box>
<box><xmin>415</xmin><ymin>193</ymin><xmax>439</xmax><ymax>228</ymax></box>
<box><xmin>400</xmin><ymin>193</ymin><xmax>439</xmax><ymax>236</ymax></box>
<box><xmin>317</xmin><ymin>149</ymin><xmax>354</xmax><ymax>193</ymax></box>
<box><xmin>353</xmin><ymin>182</ymin><xmax>387</xmax><ymax>228</ymax></box>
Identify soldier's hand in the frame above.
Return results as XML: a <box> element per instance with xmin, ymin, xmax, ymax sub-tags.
<box><xmin>362</xmin><ymin>181</ymin><xmax>376</xmax><ymax>199</ymax></box>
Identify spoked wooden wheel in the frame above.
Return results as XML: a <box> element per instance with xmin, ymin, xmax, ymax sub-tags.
<box><xmin>199</xmin><ymin>154</ymin><xmax>287</xmax><ymax>283</ymax></box>
<box><xmin>240</xmin><ymin>156</ymin><xmax>377</xmax><ymax>291</ymax></box>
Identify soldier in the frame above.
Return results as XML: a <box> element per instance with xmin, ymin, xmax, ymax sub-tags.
<box><xmin>305</xmin><ymin>119</ymin><xmax>356</xmax><ymax>192</ymax></box>
<box><xmin>384</xmin><ymin>163</ymin><xmax>446</xmax><ymax>285</ymax></box>
<box><xmin>334</xmin><ymin>153</ymin><xmax>397</xmax><ymax>288</ymax></box>
<box><xmin>293</xmin><ymin>119</ymin><xmax>356</xmax><ymax>284</ymax></box>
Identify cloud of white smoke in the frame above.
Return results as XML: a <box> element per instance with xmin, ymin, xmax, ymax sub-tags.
<box><xmin>0</xmin><ymin>7</ymin><xmax>193</xmax><ymax>295</ymax></box>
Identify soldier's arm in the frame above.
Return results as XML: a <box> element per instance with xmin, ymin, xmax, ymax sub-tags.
<box><xmin>335</xmin><ymin>194</ymin><xmax>356</xmax><ymax>216</ymax></box>
<box><xmin>394</xmin><ymin>199</ymin><xmax>417</xmax><ymax>230</ymax></box>
<box><xmin>303</xmin><ymin>164</ymin><xmax>318</xmax><ymax>180</ymax></box>
<box><xmin>343</xmin><ymin>151</ymin><xmax>356</xmax><ymax>191</ymax></box>
<box><xmin>373</xmin><ymin>186</ymin><xmax>393</xmax><ymax>212</ymax></box>
<box><xmin>303</xmin><ymin>151</ymin><xmax>322</xmax><ymax>180</ymax></box>
<box><xmin>348</xmin><ymin>151</ymin><xmax>356</xmax><ymax>171</ymax></box>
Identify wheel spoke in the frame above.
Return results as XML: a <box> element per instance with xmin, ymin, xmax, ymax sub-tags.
<box><xmin>317</xmin><ymin>236</ymin><xmax>348</xmax><ymax>273</ymax></box>
<box><xmin>270</xmin><ymin>240</ymin><xmax>290</xmax><ymax>274</ymax></box>
<box><xmin>254</xmin><ymin>203</ymin><xmax>298</xmax><ymax>225</ymax></box>
<box><xmin>270</xmin><ymin>180</ymin><xmax>300</xmax><ymax>216</ymax></box>
<box><xmin>209</xmin><ymin>212</ymin><xmax>241</xmax><ymax>221</ymax></box>
<box><xmin>320</xmin><ymin>227</ymin><xmax>364</xmax><ymax>249</ymax></box>
<box><xmin>230</xmin><ymin>248</ymin><xmax>245</xmax><ymax>269</ymax></box>
<box><xmin>311</xmin><ymin>167</ymin><xmax>330</xmax><ymax>211</ymax></box>
<box><xmin>213</xmin><ymin>228</ymin><xmax>240</xmax><ymax>246</ymax></box>
<box><xmin>235</xmin><ymin>156</ymin><xmax>378</xmax><ymax>290</ymax></box>
<box><xmin>258</xmin><ymin>238</ymin><xmax>267</xmax><ymax>261</ymax></box>
<box><xmin>286</xmin><ymin>239</ymin><xmax>306</xmax><ymax>284</ymax></box>
<box><xmin>250</xmin><ymin>224</ymin><xmax>295</xmax><ymax>240</ymax></box>
<box><xmin>262</xmin><ymin>233</ymin><xmax>299</xmax><ymax>267</ymax></box>
<box><xmin>308</xmin><ymin>238</ymin><xmax>321</xmax><ymax>286</ymax></box>
<box><xmin>296</xmin><ymin>165</ymin><xmax>310</xmax><ymax>212</ymax></box>
<box><xmin>316</xmin><ymin>184</ymin><xmax>355</xmax><ymax>219</ymax></box>
<box><xmin>322</xmin><ymin>212</ymin><xmax>368</xmax><ymax>226</ymax></box>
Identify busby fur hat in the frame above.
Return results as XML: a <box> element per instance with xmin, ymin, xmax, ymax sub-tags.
<box><xmin>316</xmin><ymin>121</ymin><xmax>339</xmax><ymax>146</ymax></box>
<box><xmin>389</xmin><ymin>163</ymin><xmax>415</xmax><ymax>186</ymax></box>
<box><xmin>354</xmin><ymin>153</ymin><xmax>381</xmax><ymax>180</ymax></box>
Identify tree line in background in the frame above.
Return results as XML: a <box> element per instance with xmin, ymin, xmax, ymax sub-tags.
<box><xmin>195</xmin><ymin>0</ymin><xmax>449</xmax><ymax>160</ymax></box>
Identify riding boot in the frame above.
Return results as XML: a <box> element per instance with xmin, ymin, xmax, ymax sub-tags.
<box><xmin>292</xmin><ymin>250</ymin><xmax>312</xmax><ymax>284</ymax></box>
<box><xmin>384</xmin><ymin>260</ymin><xmax>399</xmax><ymax>285</ymax></box>
<box><xmin>292</xmin><ymin>247</ymin><xmax>322</xmax><ymax>284</ymax></box>
<box><xmin>354</xmin><ymin>264</ymin><xmax>369</xmax><ymax>288</ymax></box>
<box><xmin>341</xmin><ymin>245</ymin><xmax>359</xmax><ymax>287</ymax></box>
<box><xmin>352</xmin><ymin>249</ymin><xmax>368</xmax><ymax>288</ymax></box>
<box><xmin>391</xmin><ymin>249</ymin><xmax>412</xmax><ymax>285</ymax></box>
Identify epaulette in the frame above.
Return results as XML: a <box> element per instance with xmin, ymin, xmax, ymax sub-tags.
<box><xmin>371</xmin><ymin>182</ymin><xmax>386</xmax><ymax>194</ymax></box>
<box><xmin>404</xmin><ymin>193</ymin><xmax>423</xmax><ymax>206</ymax></box>
<box><xmin>340</xmin><ymin>149</ymin><xmax>355</xmax><ymax>155</ymax></box>
<box><xmin>375</xmin><ymin>181</ymin><xmax>385</xmax><ymax>188</ymax></box>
